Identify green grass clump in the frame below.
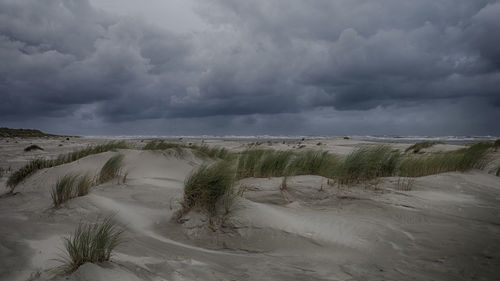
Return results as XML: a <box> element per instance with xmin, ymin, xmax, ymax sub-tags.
<box><xmin>24</xmin><ymin>144</ymin><xmax>44</xmax><ymax>152</ymax></box>
<box><xmin>51</xmin><ymin>174</ymin><xmax>79</xmax><ymax>208</ymax></box>
<box><xmin>51</xmin><ymin>174</ymin><xmax>95</xmax><ymax>207</ymax></box>
<box><xmin>288</xmin><ymin>150</ymin><xmax>338</xmax><ymax>177</ymax></box>
<box><xmin>257</xmin><ymin>150</ymin><xmax>294</xmax><ymax>177</ymax></box>
<box><xmin>76</xmin><ymin>174</ymin><xmax>93</xmax><ymax>197</ymax></box>
<box><xmin>182</xmin><ymin>161</ymin><xmax>234</xmax><ymax>216</ymax></box>
<box><xmin>236</xmin><ymin>149</ymin><xmax>339</xmax><ymax>179</ymax></box>
<box><xmin>335</xmin><ymin>146</ymin><xmax>400</xmax><ymax>185</ymax></box>
<box><xmin>236</xmin><ymin>149</ymin><xmax>268</xmax><ymax>178</ymax></box>
<box><xmin>399</xmin><ymin>142</ymin><xmax>492</xmax><ymax>177</ymax></box>
<box><xmin>98</xmin><ymin>155</ymin><xmax>124</xmax><ymax>184</ymax></box>
<box><xmin>57</xmin><ymin>216</ymin><xmax>123</xmax><ymax>274</ymax></box>
<box><xmin>237</xmin><ymin>149</ymin><xmax>294</xmax><ymax>178</ymax></box>
<box><xmin>7</xmin><ymin>141</ymin><xmax>128</xmax><ymax>192</ymax></box>
<box><xmin>405</xmin><ymin>141</ymin><xmax>442</xmax><ymax>153</ymax></box>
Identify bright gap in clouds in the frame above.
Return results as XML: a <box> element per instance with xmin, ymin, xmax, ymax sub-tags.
<box><xmin>89</xmin><ymin>0</ymin><xmax>207</xmax><ymax>32</ymax></box>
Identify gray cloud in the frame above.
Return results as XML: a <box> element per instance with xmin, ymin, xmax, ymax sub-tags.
<box><xmin>0</xmin><ymin>0</ymin><xmax>499</xmax><ymax>135</ymax></box>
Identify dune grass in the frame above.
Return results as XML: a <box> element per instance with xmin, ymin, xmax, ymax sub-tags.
<box><xmin>7</xmin><ymin>141</ymin><xmax>128</xmax><ymax>192</ymax></box>
<box><xmin>258</xmin><ymin>150</ymin><xmax>294</xmax><ymax>177</ymax></box>
<box><xmin>234</xmin><ymin>143</ymin><xmax>491</xmax><ymax>185</ymax></box>
<box><xmin>143</xmin><ymin>139</ymin><xmax>231</xmax><ymax>159</ymax></box>
<box><xmin>98</xmin><ymin>154</ymin><xmax>124</xmax><ymax>184</ymax></box>
<box><xmin>51</xmin><ymin>174</ymin><xmax>95</xmax><ymax>207</ymax></box>
<box><xmin>236</xmin><ymin>149</ymin><xmax>294</xmax><ymax>178</ymax></box>
<box><xmin>288</xmin><ymin>150</ymin><xmax>338</xmax><ymax>177</ymax></box>
<box><xmin>494</xmin><ymin>139</ymin><xmax>500</xmax><ymax>150</ymax></box>
<box><xmin>24</xmin><ymin>144</ymin><xmax>44</xmax><ymax>152</ymax></box>
<box><xmin>335</xmin><ymin>146</ymin><xmax>400</xmax><ymax>185</ymax></box>
<box><xmin>405</xmin><ymin>141</ymin><xmax>442</xmax><ymax>153</ymax></box>
<box><xmin>57</xmin><ymin>216</ymin><xmax>123</xmax><ymax>274</ymax></box>
<box><xmin>182</xmin><ymin>160</ymin><xmax>234</xmax><ymax>216</ymax></box>
<box><xmin>235</xmin><ymin>146</ymin><xmax>397</xmax><ymax>184</ymax></box>
<box><xmin>399</xmin><ymin>142</ymin><xmax>493</xmax><ymax>177</ymax></box>
<box><xmin>143</xmin><ymin>140</ymin><xmax>183</xmax><ymax>150</ymax></box>
<box><xmin>235</xmin><ymin>149</ymin><xmax>339</xmax><ymax>179</ymax></box>
<box><xmin>191</xmin><ymin>144</ymin><xmax>230</xmax><ymax>159</ymax></box>
<box><xmin>76</xmin><ymin>174</ymin><xmax>93</xmax><ymax>197</ymax></box>
<box><xmin>177</xmin><ymin>141</ymin><xmax>495</xmax><ymax>221</ymax></box>
<box><xmin>51</xmin><ymin>174</ymin><xmax>79</xmax><ymax>208</ymax></box>
<box><xmin>234</xmin><ymin>142</ymin><xmax>493</xmax><ymax>185</ymax></box>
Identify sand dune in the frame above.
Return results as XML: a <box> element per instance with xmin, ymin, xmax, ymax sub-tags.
<box><xmin>0</xmin><ymin>138</ymin><xmax>499</xmax><ymax>281</ymax></box>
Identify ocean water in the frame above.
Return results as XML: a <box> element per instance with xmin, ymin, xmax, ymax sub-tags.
<box><xmin>84</xmin><ymin>135</ymin><xmax>498</xmax><ymax>145</ymax></box>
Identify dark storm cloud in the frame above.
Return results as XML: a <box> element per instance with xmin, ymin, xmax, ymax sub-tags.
<box><xmin>196</xmin><ymin>0</ymin><xmax>500</xmax><ymax>110</ymax></box>
<box><xmin>0</xmin><ymin>0</ymin><xmax>499</xmax><ymax>134</ymax></box>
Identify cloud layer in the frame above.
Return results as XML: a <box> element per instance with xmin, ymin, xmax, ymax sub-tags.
<box><xmin>1</xmin><ymin>0</ymin><xmax>499</xmax><ymax>135</ymax></box>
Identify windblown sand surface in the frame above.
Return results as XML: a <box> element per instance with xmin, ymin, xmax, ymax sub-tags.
<box><xmin>1</xmin><ymin>137</ymin><xmax>499</xmax><ymax>281</ymax></box>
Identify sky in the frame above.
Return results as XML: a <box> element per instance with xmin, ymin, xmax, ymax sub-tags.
<box><xmin>0</xmin><ymin>0</ymin><xmax>499</xmax><ymax>136</ymax></box>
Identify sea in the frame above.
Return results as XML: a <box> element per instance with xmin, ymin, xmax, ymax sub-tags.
<box><xmin>84</xmin><ymin>135</ymin><xmax>499</xmax><ymax>145</ymax></box>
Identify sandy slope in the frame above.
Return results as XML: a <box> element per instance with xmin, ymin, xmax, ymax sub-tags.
<box><xmin>0</xmin><ymin>138</ymin><xmax>499</xmax><ymax>281</ymax></box>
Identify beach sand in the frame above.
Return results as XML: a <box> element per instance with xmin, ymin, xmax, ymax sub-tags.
<box><xmin>0</xmin><ymin>137</ymin><xmax>499</xmax><ymax>281</ymax></box>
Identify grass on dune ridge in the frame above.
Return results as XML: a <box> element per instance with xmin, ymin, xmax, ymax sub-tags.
<box><xmin>399</xmin><ymin>141</ymin><xmax>493</xmax><ymax>177</ymax></box>
<box><xmin>235</xmin><ymin>146</ymin><xmax>398</xmax><ymax>185</ymax></box>
<box><xmin>175</xmin><ymin>141</ymin><xmax>496</xmax><ymax>221</ymax></box>
<box><xmin>334</xmin><ymin>146</ymin><xmax>400</xmax><ymax>184</ymax></box>
<box><xmin>405</xmin><ymin>141</ymin><xmax>443</xmax><ymax>153</ymax></box>
<box><xmin>98</xmin><ymin>154</ymin><xmax>124</xmax><ymax>184</ymax></box>
<box><xmin>51</xmin><ymin>174</ymin><xmax>79</xmax><ymax>208</ymax></box>
<box><xmin>143</xmin><ymin>139</ymin><xmax>230</xmax><ymax>159</ymax></box>
<box><xmin>51</xmin><ymin>154</ymin><xmax>122</xmax><ymax>208</ymax></box>
<box><xmin>51</xmin><ymin>173</ymin><xmax>94</xmax><ymax>208</ymax></box>
<box><xmin>56</xmin><ymin>216</ymin><xmax>124</xmax><ymax>274</ymax></box>
<box><xmin>6</xmin><ymin>141</ymin><xmax>128</xmax><ymax>192</ymax></box>
<box><xmin>237</xmin><ymin>141</ymin><xmax>496</xmax><ymax>182</ymax></box>
<box><xmin>180</xmin><ymin>160</ymin><xmax>235</xmax><ymax>217</ymax></box>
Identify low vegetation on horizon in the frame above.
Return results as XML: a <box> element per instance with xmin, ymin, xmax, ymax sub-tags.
<box><xmin>0</xmin><ymin>127</ymin><xmax>63</xmax><ymax>138</ymax></box>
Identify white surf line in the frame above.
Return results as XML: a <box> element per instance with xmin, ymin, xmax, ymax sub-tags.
<box><xmin>88</xmin><ymin>194</ymin><xmax>254</xmax><ymax>257</ymax></box>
